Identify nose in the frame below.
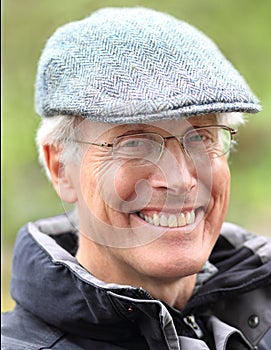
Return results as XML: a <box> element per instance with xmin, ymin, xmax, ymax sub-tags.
<box><xmin>148</xmin><ymin>138</ymin><xmax>197</xmax><ymax>195</ymax></box>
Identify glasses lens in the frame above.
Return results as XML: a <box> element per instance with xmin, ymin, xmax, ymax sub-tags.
<box><xmin>184</xmin><ymin>126</ymin><xmax>232</xmax><ymax>158</ymax></box>
<box><xmin>113</xmin><ymin>133</ymin><xmax>163</xmax><ymax>164</ymax></box>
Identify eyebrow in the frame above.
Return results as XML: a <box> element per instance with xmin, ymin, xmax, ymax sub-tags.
<box><xmin>107</xmin><ymin>114</ymin><xmax>218</xmax><ymax>140</ymax></box>
<box><xmin>109</xmin><ymin>124</ymin><xmax>155</xmax><ymax>138</ymax></box>
<box><xmin>187</xmin><ymin>114</ymin><xmax>217</xmax><ymax>124</ymax></box>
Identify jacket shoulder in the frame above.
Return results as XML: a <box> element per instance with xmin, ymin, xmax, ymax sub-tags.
<box><xmin>212</xmin><ymin>223</ymin><xmax>271</xmax><ymax>348</ymax></box>
<box><xmin>221</xmin><ymin>222</ymin><xmax>270</xmax><ymax>246</ymax></box>
<box><xmin>212</xmin><ymin>285</ymin><xmax>271</xmax><ymax>348</ymax></box>
<box><xmin>1</xmin><ymin>306</ymin><xmax>148</xmax><ymax>350</ymax></box>
<box><xmin>1</xmin><ymin>305</ymin><xmax>63</xmax><ymax>350</ymax></box>
<box><xmin>214</xmin><ymin>222</ymin><xmax>271</xmax><ymax>265</ymax></box>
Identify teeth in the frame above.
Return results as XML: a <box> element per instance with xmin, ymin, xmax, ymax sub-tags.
<box><xmin>188</xmin><ymin>210</ymin><xmax>195</xmax><ymax>224</ymax></box>
<box><xmin>144</xmin><ymin>215</ymin><xmax>150</xmax><ymax>223</ymax></box>
<box><xmin>168</xmin><ymin>214</ymin><xmax>178</xmax><ymax>227</ymax></box>
<box><xmin>160</xmin><ymin>214</ymin><xmax>168</xmax><ymax>227</ymax></box>
<box><xmin>153</xmin><ymin>213</ymin><xmax>160</xmax><ymax>226</ymax></box>
<box><xmin>178</xmin><ymin>213</ymin><xmax>186</xmax><ymax>227</ymax></box>
<box><xmin>148</xmin><ymin>216</ymin><xmax>153</xmax><ymax>225</ymax></box>
<box><xmin>139</xmin><ymin>210</ymin><xmax>197</xmax><ymax>227</ymax></box>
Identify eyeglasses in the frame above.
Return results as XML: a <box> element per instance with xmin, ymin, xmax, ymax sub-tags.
<box><xmin>73</xmin><ymin>125</ymin><xmax>237</xmax><ymax>164</ymax></box>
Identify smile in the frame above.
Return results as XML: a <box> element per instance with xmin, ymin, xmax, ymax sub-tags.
<box><xmin>138</xmin><ymin>209</ymin><xmax>197</xmax><ymax>228</ymax></box>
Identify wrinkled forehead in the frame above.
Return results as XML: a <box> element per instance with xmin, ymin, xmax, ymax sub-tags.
<box><xmin>77</xmin><ymin>114</ymin><xmax>217</xmax><ymax>140</ymax></box>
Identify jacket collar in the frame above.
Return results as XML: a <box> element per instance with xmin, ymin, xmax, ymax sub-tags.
<box><xmin>10</xmin><ymin>213</ymin><xmax>271</xmax><ymax>343</ymax></box>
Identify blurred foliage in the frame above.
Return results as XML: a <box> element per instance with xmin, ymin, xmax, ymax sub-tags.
<box><xmin>2</xmin><ymin>0</ymin><xmax>271</xmax><ymax>312</ymax></box>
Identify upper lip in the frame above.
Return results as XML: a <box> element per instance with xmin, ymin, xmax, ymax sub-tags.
<box><xmin>137</xmin><ymin>205</ymin><xmax>205</xmax><ymax>214</ymax></box>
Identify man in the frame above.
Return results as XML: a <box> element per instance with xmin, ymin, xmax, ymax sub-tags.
<box><xmin>2</xmin><ymin>7</ymin><xmax>271</xmax><ymax>350</ymax></box>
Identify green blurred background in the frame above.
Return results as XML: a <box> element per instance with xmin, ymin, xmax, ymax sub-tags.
<box><xmin>2</xmin><ymin>0</ymin><xmax>271</xmax><ymax>312</ymax></box>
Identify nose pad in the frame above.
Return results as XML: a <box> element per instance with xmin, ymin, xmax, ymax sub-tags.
<box><xmin>173</xmin><ymin>138</ymin><xmax>191</xmax><ymax>159</ymax></box>
<box><xmin>160</xmin><ymin>136</ymin><xmax>190</xmax><ymax>161</ymax></box>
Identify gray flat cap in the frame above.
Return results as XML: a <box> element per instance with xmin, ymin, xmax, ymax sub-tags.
<box><xmin>35</xmin><ymin>7</ymin><xmax>261</xmax><ymax>123</ymax></box>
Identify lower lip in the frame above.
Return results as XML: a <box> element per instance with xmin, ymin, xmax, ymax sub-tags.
<box><xmin>133</xmin><ymin>208</ymin><xmax>205</xmax><ymax>234</ymax></box>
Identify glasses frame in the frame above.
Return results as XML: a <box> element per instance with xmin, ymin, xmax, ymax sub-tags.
<box><xmin>73</xmin><ymin>125</ymin><xmax>237</xmax><ymax>160</ymax></box>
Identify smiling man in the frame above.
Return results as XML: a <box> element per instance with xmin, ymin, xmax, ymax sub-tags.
<box><xmin>2</xmin><ymin>7</ymin><xmax>271</xmax><ymax>350</ymax></box>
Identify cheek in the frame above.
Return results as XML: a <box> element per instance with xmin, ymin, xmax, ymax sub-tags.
<box><xmin>211</xmin><ymin>158</ymin><xmax>231</xmax><ymax>199</ymax></box>
<box><xmin>77</xmin><ymin>152</ymin><xmax>112</xmax><ymax>214</ymax></box>
<box><xmin>78</xmin><ymin>153</ymin><xmax>152</xmax><ymax>215</ymax></box>
<box><xmin>113</xmin><ymin>165</ymin><xmax>154</xmax><ymax>212</ymax></box>
<box><xmin>114</xmin><ymin>166</ymin><xmax>144</xmax><ymax>200</ymax></box>
<box><xmin>205</xmin><ymin>158</ymin><xmax>231</xmax><ymax>240</ymax></box>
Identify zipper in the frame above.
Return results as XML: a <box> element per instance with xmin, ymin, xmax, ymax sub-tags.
<box><xmin>183</xmin><ymin>314</ymin><xmax>204</xmax><ymax>339</ymax></box>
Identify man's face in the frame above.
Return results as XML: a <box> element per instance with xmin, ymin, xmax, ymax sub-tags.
<box><xmin>63</xmin><ymin>114</ymin><xmax>231</xmax><ymax>280</ymax></box>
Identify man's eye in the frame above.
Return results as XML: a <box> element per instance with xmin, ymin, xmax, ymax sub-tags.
<box><xmin>122</xmin><ymin>139</ymin><xmax>145</xmax><ymax>148</ymax></box>
<box><xmin>188</xmin><ymin>134</ymin><xmax>207</xmax><ymax>143</ymax></box>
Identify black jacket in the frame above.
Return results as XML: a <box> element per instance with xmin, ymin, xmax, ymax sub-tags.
<box><xmin>2</xmin><ymin>213</ymin><xmax>271</xmax><ymax>349</ymax></box>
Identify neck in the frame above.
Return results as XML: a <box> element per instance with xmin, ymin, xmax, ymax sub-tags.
<box><xmin>134</xmin><ymin>274</ymin><xmax>197</xmax><ymax>310</ymax></box>
<box><xmin>76</xmin><ymin>235</ymin><xmax>197</xmax><ymax>310</ymax></box>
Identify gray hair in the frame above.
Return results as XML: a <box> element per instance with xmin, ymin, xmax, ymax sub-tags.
<box><xmin>36</xmin><ymin>115</ymin><xmax>84</xmax><ymax>179</ymax></box>
<box><xmin>36</xmin><ymin>112</ymin><xmax>245</xmax><ymax>180</ymax></box>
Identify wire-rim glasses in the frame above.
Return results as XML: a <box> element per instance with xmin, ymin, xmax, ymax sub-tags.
<box><xmin>73</xmin><ymin>125</ymin><xmax>237</xmax><ymax>164</ymax></box>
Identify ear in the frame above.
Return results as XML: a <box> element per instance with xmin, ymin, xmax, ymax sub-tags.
<box><xmin>43</xmin><ymin>144</ymin><xmax>78</xmax><ymax>203</ymax></box>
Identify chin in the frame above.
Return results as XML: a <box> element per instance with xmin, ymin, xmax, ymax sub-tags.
<box><xmin>126</xmin><ymin>235</ymin><xmax>210</xmax><ymax>281</ymax></box>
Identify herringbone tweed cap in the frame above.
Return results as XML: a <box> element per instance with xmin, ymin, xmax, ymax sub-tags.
<box><xmin>35</xmin><ymin>7</ymin><xmax>261</xmax><ymax>123</ymax></box>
